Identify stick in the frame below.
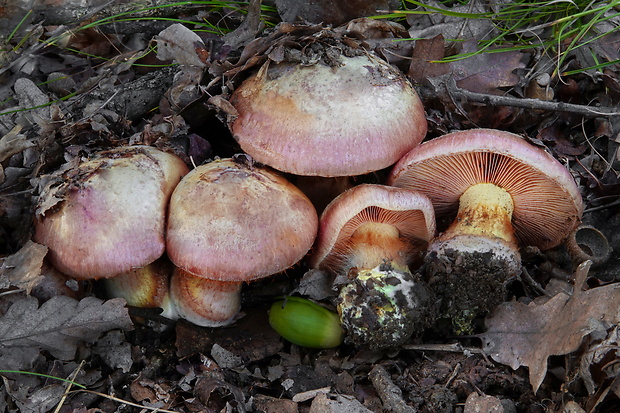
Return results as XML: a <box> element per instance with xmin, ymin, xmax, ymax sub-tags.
<box><xmin>445</xmin><ymin>77</ymin><xmax>620</xmax><ymax>117</ymax></box>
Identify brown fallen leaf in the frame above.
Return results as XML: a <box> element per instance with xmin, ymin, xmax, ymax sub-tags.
<box><xmin>579</xmin><ymin>324</ymin><xmax>620</xmax><ymax>395</ymax></box>
<box><xmin>408</xmin><ymin>34</ymin><xmax>450</xmax><ymax>83</ymax></box>
<box><xmin>156</xmin><ymin>23</ymin><xmax>207</xmax><ymax>68</ymax></box>
<box><xmin>450</xmin><ymin>40</ymin><xmax>527</xmax><ymax>95</ymax></box>
<box><xmin>274</xmin><ymin>0</ymin><xmax>392</xmax><ymax>26</ymax></box>
<box><xmin>0</xmin><ymin>295</ymin><xmax>133</xmax><ymax>370</ymax></box>
<box><xmin>478</xmin><ymin>261</ymin><xmax>620</xmax><ymax>393</ymax></box>
<box><xmin>0</xmin><ymin>240</ymin><xmax>48</xmax><ymax>293</ymax></box>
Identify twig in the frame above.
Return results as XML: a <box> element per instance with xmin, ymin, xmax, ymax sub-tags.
<box><xmin>437</xmin><ymin>76</ymin><xmax>620</xmax><ymax>117</ymax></box>
<box><xmin>69</xmin><ymin>389</ymin><xmax>182</xmax><ymax>413</ymax></box>
<box><xmin>53</xmin><ymin>360</ymin><xmax>85</xmax><ymax>413</ymax></box>
<box><xmin>520</xmin><ymin>267</ymin><xmax>552</xmax><ymax>297</ymax></box>
<box><xmin>369</xmin><ymin>365</ymin><xmax>417</xmax><ymax>413</ymax></box>
<box><xmin>444</xmin><ymin>362</ymin><xmax>461</xmax><ymax>388</ymax></box>
<box><xmin>402</xmin><ymin>342</ymin><xmax>482</xmax><ymax>354</ymax></box>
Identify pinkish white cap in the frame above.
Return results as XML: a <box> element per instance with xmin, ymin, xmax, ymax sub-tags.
<box><xmin>310</xmin><ymin>184</ymin><xmax>436</xmax><ymax>272</ymax></box>
<box><xmin>230</xmin><ymin>54</ymin><xmax>427</xmax><ymax>177</ymax></box>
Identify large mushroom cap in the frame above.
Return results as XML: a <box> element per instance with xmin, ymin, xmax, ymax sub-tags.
<box><xmin>166</xmin><ymin>158</ymin><xmax>318</xmax><ymax>281</ymax></box>
<box><xmin>230</xmin><ymin>54</ymin><xmax>427</xmax><ymax>177</ymax></box>
<box><xmin>310</xmin><ymin>184</ymin><xmax>436</xmax><ymax>272</ymax></box>
<box><xmin>34</xmin><ymin>146</ymin><xmax>189</xmax><ymax>279</ymax></box>
<box><xmin>388</xmin><ymin>128</ymin><xmax>584</xmax><ymax>251</ymax></box>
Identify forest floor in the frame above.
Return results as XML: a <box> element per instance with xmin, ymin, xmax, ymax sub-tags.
<box><xmin>1</xmin><ymin>0</ymin><xmax>620</xmax><ymax>412</ymax></box>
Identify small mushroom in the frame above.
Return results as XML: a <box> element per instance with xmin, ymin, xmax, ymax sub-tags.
<box><xmin>309</xmin><ymin>184</ymin><xmax>437</xmax><ymax>349</ymax></box>
<box><xmin>229</xmin><ymin>53</ymin><xmax>427</xmax><ymax>177</ymax></box>
<box><xmin>166</xmin><ymin>158</ymin><xmax>318</xmax><ymax>327</ymax></box>
<box><xmin>34</xmin><ymin>146</ymin><xmax>189</xmax><ymax>279</ymax></box>
<box><xmin>388</xmin><ymin>128</ymin><xmax>584</xmax><ymax>332</ymax></box>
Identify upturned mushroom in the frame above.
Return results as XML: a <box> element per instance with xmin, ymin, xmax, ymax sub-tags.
<box><xmin>309</xmin><ymin>184</ymin><xmax>437</xmax><ymax>349</ymax></box>
<box><xmin>34</xmin><ymin>145</ymin><xmax>189</xmax><ymax>279</ymax></box>
<box><xmin>229</xmin><ymin>52</ymin><xmax>427</xmax><ymax>177</ymax></box>
<box><xmin>388</xmin><ymin>129</ymin><xmax>584</xmax><ymax>332</ymax></box>
<box><xmin>166</xmin><ymin>158</ymin><xmax>318</xmax><ymax>327</ymax></box>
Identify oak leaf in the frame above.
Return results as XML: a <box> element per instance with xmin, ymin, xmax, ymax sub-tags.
<box><xmin>0</xmin><ymin>295</ymin><xmax>133</xmax><ymax>370</ymax></box>
<box><xmin>478</xmin><ymin>261</ymin><xmax>620</xmax><ymax>393</ymax></box>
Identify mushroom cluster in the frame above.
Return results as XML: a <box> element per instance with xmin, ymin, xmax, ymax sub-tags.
<box><xmin>32</xmin><ymin>33</ymin><xmax>585</xmax><ymax>350</ymax></box>
<box><xmin>34</xmin><ymin>148</ymin><xmax>317</xmax><ymax>328</ymax></box>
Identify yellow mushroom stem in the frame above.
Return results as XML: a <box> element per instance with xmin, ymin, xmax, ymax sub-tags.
<box><xmin>169</xmin><ymin>269</ymin><xmax>243</xmax><ymax>327</ymax></box>
<box><xmin>348</xmin><ymin>222</ymin><xmax>411</xmax><ymax>273</ymax></box>
<box><xmin>104</xmin><ymin>261</ymin><xmax>178</xmax><ymax>320</ymax></box>
<box><xmin>440</xmin><ymin>183</ymin><xmax>517</xmax><ymax>247</ymax></box>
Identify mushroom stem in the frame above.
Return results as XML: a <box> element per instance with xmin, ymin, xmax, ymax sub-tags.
<box><xmin>426</xmin><ymin>184</ymin><xmax>522</xmax><ymax>334</ymax></box>
<box><xmin>169</xmin><ymin>268</ymin><xmax>243</xmax><ymax>327</ymax></box>
<box><xmin>349</xmin><ymin>223</ymin><xmax>412</xmax><ymax>272</ymax></box>
<box><xmin>442</xmin><ymin>183</ymin><xmax>517</xmax><ymax>245</ymax></box>
<box><xmin>337</xmin><ymin>263</ymin><xmax>435</xmax><ymax>350</ymax></box>
<box><xmin>104</xmin><ymin>260</ymin><xmax>178</xmax><ymax>321</ymax></box>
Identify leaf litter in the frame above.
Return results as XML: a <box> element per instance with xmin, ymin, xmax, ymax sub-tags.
<box><xmin>0</xmin><ymin>295</ymin><xmax>132</xmax><ymax>369</ymax></box>
<box><xmin>479</xmin><ymin>260</ymin><xmax>620</xmax><ymax>393</ymax></box>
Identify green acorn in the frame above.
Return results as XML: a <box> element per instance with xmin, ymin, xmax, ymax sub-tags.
<box><xmin>269</xmin><ymin>296</ymin><xmax>344</xmax><ymax>349</ymax></box>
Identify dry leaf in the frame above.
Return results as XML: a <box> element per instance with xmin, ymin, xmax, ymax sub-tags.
<box><xmin>274</xmin><ymin>0</ymin><xmax>391</xmax><ymax>26</ymax></box>
<box><xmin>0</xmin><ymin>125</ymin><xmax>34</xmax><ymax>163</ymax></box>
<box><xmin>0</xmin><ymin>240</ymin><xmax>48</xmax><ymax>293</ymax></box>
<box><xmin>0</xmin><ymin>295</ymin><xmax>133</xmax><ymax>370</ymax></box>
<box><xmin>451</xmin><ymin>41</ymin><xmax>527</xmax><ymax>94</ymax></box>
<box><xmin>3</xmin><ymin>382</ymin><xmax>65</xmax><ymax>413</ymax></box>
<box><xmin>93</xmin><ymin>330</ymin><xmax>133</xmax><ymax>373</ymax></box>
<box><xmin>408</xmin><ymin>34</ymin><xmax>450</xmax><ymax>83</ymax></box>
<box><xmin>157</xmin><ymin>23</ymin><xmax>207</xmax><ymax>68</ymax></box>
<box><xmin>579</xmin><ymin>325</ymin><xmax>620</xmax><ymax>394</ymax></box>
<box><xmin>479</xmin><ymin>261</ymin><xmax>620</xmax><ymax>393</ymax></box>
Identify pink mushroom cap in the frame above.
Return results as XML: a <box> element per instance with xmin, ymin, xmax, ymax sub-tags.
<box><xmin>166</xmin><ymin>158</ymin><xmax>319</xmax><ymax>282</ymax></box>
<box><xmin>230</xmin><ymin>54</ymin><xmax>427</xmax><ymax>177</ymax></box>
<box><xmin>310</xmin><ymin>184</ymin><xmax>436</xmax><ymax>273</ymax></box>
<box><xmin>34</xmin><ymin>146</ymin><xmax>189</xmax><ymax>279</ymax></box>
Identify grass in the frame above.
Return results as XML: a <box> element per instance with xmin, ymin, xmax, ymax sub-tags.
<box><xmin>0</xmin><ymin>369</ymin><xmax>182</xmax><ymax>412</ymax></box>
<box><xmin>377</xmin><ymin>0</ymin><xmax>620</xmax><ymax>76</ymax></box>
<box><xmin>1</xmin><ymin>0</ymin><xmax>618</xmax><ymax>118</ymax></box>
<box><xmin>0</xmin><ymin>0</ymin><xmax>278</xmax><ymax>117</ymax></box>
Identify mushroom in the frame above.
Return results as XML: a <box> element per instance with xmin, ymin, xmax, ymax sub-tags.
<box><xmin>309</xmin><ymin>184</ymin><xmax>437</xmax><ymax>349</ymax></box>
<box><xmin>387</xmin><ymin>128</ymin><xmax>584</xmax><ymax>332</ymax></box>
<box><xmin>229</xmin><ymin>53</ymin><xmax>427</xmax><ymax>177</ymax></box>
<box><xmin>166</xmin><ymin>158</ymin><xmax>318</xmax><ymax>327</ymax></box>
<box><xmin>34</xmin><ymin>145</ymin><xmax>189</xmax><ymax>279</ymax></box>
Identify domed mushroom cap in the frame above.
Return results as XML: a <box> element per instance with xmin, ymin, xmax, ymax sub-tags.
<box><xmin>388</xmin><ymin>129</ymin><xmax>584</xmax><ymax>251</ymax></box>
<box><xmin>34</xmin><ymin>146</ymin><xmax>189</xmax><ymax>279</ymax></box>
<box><xmin>309</xmin><ymin>184</ymin><xmax>436</xmax><ymax>272</ymax></box>
<box><xmin>166</xmin><ymin>159</ymin><xmax>319</xmax><ymax>281</ymax></box>
<box><xmin>230</xmin><ymin>54</ymin><xmax>427</xmax><ymax>177</ymax></box>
